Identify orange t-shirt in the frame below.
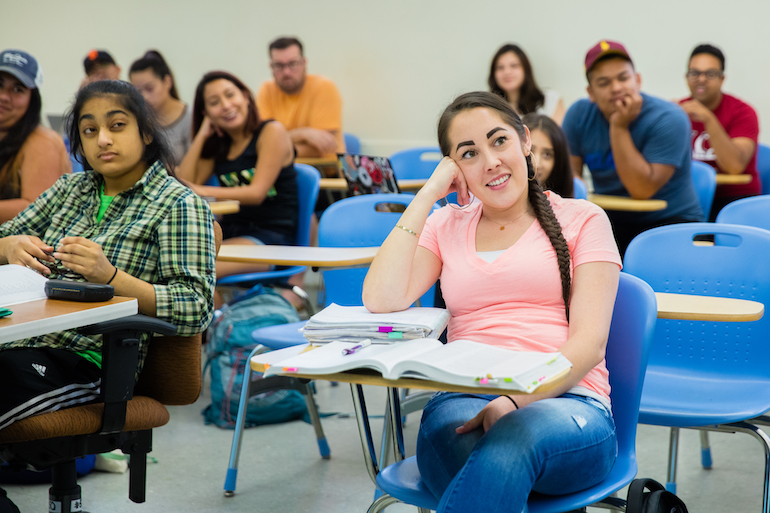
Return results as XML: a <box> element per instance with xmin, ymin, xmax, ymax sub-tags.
<box><xmin>256</xmin><ymin>74</ymin><xmax>344</xmax><ymax>155</ymax></box>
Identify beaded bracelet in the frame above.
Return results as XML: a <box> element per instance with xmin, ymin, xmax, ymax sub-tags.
<box><xmin>505</xmin><ymin>396</ymin><xmax>519</xmax><ymax>409</ymax></box>
<box><xmin>395</xmin><ymin>224</ymin><xmax>420</xmax><ymax>238</ymax></box>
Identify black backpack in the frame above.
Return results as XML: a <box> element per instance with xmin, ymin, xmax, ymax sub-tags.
<box><xmin>627</xmin><ymin>478</ymin><xmax>689</xmax><ymax>513</ymax></box>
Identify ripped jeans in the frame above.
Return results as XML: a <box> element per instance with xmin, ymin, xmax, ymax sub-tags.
<box><xmin>416</xmin><ymin>392</ymin><xmax>617</xmax><ymax>513</ymax></box>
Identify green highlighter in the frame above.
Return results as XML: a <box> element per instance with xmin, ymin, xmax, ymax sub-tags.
<box><xmin>0</xmin><ymin>308</ymin><xmax>12</xmax><ymax>319</ymax></box>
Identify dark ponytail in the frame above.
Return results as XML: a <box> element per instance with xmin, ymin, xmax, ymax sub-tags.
<box><xmin>525</xmin><ymin>154</ymin><xmax>571</xmax><ymax>320</ymax></box>
<box><xmin>129</xmin><ymin>50</ymin><xmax>180</xmax><ymax>100</ymax></box>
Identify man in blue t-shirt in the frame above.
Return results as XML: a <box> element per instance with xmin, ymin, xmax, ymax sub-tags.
<box><xmin>563</xmin><ymin>40</ymin><xmax>703</xmax><ymax>255</ymax></box>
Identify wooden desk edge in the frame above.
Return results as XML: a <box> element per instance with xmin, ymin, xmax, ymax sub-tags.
<box><xmin>251</xmin><ymin>362</ymin><xmax>570</xmax><ymax>396</ymax></box>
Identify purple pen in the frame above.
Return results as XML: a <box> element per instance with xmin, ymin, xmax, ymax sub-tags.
<box><xmin>342</xmin><ymin>339</ymin><xmax>372</xmax><ymax>356</ymax></box>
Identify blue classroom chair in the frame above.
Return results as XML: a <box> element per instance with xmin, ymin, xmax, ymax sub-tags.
<box><xmin>757</xmin><ymin>144</ymin><xmax>770</xmax><ymax>195</ymax></box>
<box><xmin>216</xmin><ymin>163</ymin><xmax>321</xmax><ymax>311</ymax></box>
<box><xmin>624</xmin><ymin>223</ymin><xmax>770</xmax><ymax>509</ymax></box>
<box><xmin>690</xmin><ymin>160</ymin><xmax>717</xmax><ymax>219</ymax></box>
<box><xmin>344</xmin><ymin>132</ymin><xmax>361</xmax><ymax>154</ymax></box>
<box><xmin>223</xmin><ymin>194</ymin><xmax>440</xmax><ymax>497</ymax></box>
<box><xmin>716</xmin><ymin>194</ymin><xmax>770</xmax><ymax>231</ymax></box>
<box><xmin>367</xmin><ymin>272</ymin><xmax>657</xmax><ymax>513</ymax></box>
<box><xmin>572</xmin><ymin>177</ymin><xmax>588</xmax><ymax>199</ymax></box>
<box><xmin>389</xmin><ymin>147</ymin><xmax>442</xmax><ymax>180</ymax></box>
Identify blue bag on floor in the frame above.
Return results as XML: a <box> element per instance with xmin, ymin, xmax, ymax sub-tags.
<box><xmin>202</xmin><ymin>285</ymin><xmax>308</xmax><ymax>428</ymax></box>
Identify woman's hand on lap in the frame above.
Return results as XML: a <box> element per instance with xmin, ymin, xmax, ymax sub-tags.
<box><xmin>456</xmin><ymin>396</ymin><xmax>517</xmax><ymax>434</ymax></box>
<box><xmin>54</xmin><ymin>237</ymin><xmax>116</xmax><ymax>284</ymax></box>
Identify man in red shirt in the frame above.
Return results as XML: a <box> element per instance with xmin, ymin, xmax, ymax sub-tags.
<box><xmin>679</xmin><ymin>44</ymin><xmax>760</xmax><ymax>220</ymax></box>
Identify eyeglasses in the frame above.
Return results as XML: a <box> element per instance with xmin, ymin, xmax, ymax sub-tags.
<box><xmin>270</xmin><ymin>60</ymin><xmax>303</xmax><ymax>72</ymax></box>
<box><xmin>686</xmin><ymin>69</ymin><xmax>723</xmax><ymax>80</ymax></box>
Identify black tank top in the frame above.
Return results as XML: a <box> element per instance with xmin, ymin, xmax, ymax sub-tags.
<box><xmin>213</xmin><ymin>120</ymin><xmax>298</xmax><ymax>242</ymax></box>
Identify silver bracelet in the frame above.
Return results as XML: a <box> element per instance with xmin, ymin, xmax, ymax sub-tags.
<box><xmin>395</xmin><ymin>224</ymin><xmax>420</xmax><ymax>238</ymax></box>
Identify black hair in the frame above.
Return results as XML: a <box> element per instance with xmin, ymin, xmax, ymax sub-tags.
<box><xmin>689</xmin><ymin>43</ymin><xmax>725</xmax><ymax>71</ymax></box>
<box><xmin>192</xmin><ymin>71</ymin><xmax>261</xmax><ymax>161</ymax></box>
<box><xmin>66</xmin><ymin>80</ymin><xmax>174</xmax><ymax>174</ymax></box>
<box><xmin>488</xmin><ymin>44</ymin><xmax>545</xmax><ymax>115</ymax></box>
<box><xmin>129</xmin><ymin>49</ymin><xmax>180</xmax><ymax>99</ymax></box>
<box><xmin>521</xmin><ymin>113</ymin><xmax>574</xmax><ymax>198</ymax></box>
<box><xmin>438</xmin><ymin>91</ymin><xmax>572</xmax><ymax>320</ymax></box>
<box><xmin>0</xmin><ymin>84</ymin><xmax>41</xmax><ymax>197</ymax></box>
<box><xmin>269</xmin><ymin>37</ymin><xmax>304</xmax><ymax>56</ymax></box>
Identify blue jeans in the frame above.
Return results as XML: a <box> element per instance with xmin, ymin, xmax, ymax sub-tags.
<box><xmin>416</xmin><ymin>392</ymin><xmax>617</xmax><ymax>513</ymax></box>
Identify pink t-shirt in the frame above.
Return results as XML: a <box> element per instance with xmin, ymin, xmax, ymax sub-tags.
<box><xmin>418</xmin><ymin>192</ymin><xmax>622</xmax><ymax>400</ymax></box>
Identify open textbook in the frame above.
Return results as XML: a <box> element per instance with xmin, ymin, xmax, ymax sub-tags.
<box><xmin>257</xmin><ymin>339</ymin><xmax>572</xmax><ymax>393</ymax></box>
<box><xmin>300</xmin><ymin>303</ymin><xmax>451</xmax><ymax>344</ymax></box>
<box><xmin>0</xmin><ymin>265</ymin><xmax>48</xmax><ymax>308</ymax></box>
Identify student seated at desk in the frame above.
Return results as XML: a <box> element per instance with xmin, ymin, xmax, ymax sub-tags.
<box><xmin>363</xmin><ymin>91</ymin><xmax>621</xmax><ymax>512</ymax></box>
<box><xmin>0</xmin><ymin>49</ymin><xmax>71</xmax><ymax>224</ymax></box>
<box><xmin>0</xmin><ymin>80</ymin><xmax>216</xmax><ymax>432</ymax></box>
<box><xmin>177</xmin><ymin>71</ymin><xmax>298</xmax><ymax>282</ymax></box>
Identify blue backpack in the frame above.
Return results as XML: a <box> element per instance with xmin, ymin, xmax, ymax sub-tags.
<box><xmin>202</xmin><ymin>286</ymin><xmax>308</xmax><ymax>428</ymax></box>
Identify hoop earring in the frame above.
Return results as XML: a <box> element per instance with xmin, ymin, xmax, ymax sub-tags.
<box><xmin>526</xmin><ymin>154</ymin><xmax>537</xmax><ymax>182</ymax></box>
<box><xmin>448</xmin><ymin>190</ymin><xmax>476</xmax><ymax>211</ymax></box>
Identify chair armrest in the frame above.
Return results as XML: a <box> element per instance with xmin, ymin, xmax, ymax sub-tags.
<box><xmin>78</xmin><ymin>315</ymin><xmax>176</xmax><ymax>433</ymax></box>
<box><xmin>78</xmin><ymin>314</ymin><xmax>176</xmax><ymax>336</ymax></box>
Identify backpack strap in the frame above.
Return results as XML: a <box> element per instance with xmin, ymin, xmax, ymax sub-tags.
<box><xmin>627</xmin><ymin>478</ymin><xmax>666</xmax><ymax>513</ymax></box>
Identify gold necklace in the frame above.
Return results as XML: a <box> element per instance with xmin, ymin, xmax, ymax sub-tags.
<box><xmin>482</xmin><ymin>208</ymin><xmax>532</xmax><ymax>231</ymax></box>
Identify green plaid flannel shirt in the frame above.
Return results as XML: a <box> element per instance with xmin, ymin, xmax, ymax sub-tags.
<box><xmin>0</xmin><ymin>161</ymin><xmax>216</xmax><ymax>373</ymax></box>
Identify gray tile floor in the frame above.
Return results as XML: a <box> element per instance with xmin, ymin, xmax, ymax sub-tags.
<box><xmin>3</xmin><ymin>271</ymin><xmax>766</xmax><ymax>512</ymax></box>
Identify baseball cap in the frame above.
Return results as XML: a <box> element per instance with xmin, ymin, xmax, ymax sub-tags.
<box><xmin>0</xmin><ymin>49</ymin><xmax>42</xmax><ymax>89</ymax></box>
<box><xmin>84</xmin><ymin>49</ymin><xmax>117</xmax><ymax>75</ymax></box>
<box><xmin>585</xmin><ymin>40</ymin><xmax>633</xmax><ymax>74</ymax></box>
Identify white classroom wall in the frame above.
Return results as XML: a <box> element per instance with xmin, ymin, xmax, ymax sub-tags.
<box><xmin>3</xmin><ymin>0</ymin><xmax>770</xmax><ymax>156</ymax></box>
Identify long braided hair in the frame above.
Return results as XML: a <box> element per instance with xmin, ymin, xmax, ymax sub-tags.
<box><xmin>437</xmin><ymin>91</ymin><xmax>572</xmax><ymax>320</ymax></box>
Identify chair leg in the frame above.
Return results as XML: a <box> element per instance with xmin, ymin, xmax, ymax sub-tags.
<box><xmin>713</xmin><ymin>422</ymin><xmax>770</xmax><ymax>513</ymax></box>
<box><xmin>301</xmin><ymin>382</ymin><xmax>330</xmax><ymax>459</ymax></box>
<box><xmin>50</xmin><ymin>461</ymin><xmax>82</xmax><ymax>513</ymax></box>
<box><xmin>700</xmin><ymin>430</ymin><xmax>713</xmax><ymax>469</ymax></box>
<box><xmin>224</xmin><ymin>345</ymin><xmax>265</xmax><ymax>497</ymax></box>
<box><xmin>367</xmin><ymin>493</ymin><xmax>402</xmax><ymax>513</ymax></box>
<box><xmin>665</xmin><ymin>426</ymin><xmax>680</xmax><ymax>494</ymax></box>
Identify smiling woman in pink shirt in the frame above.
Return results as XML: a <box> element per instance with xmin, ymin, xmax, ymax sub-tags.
<box><xmin>363</xmin><ymin>91</ymin><xmax>621</xmax><ymax>513</ymax></box>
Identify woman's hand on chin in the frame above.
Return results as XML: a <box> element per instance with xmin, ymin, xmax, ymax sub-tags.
<box><xmin>422</xmin><ymin>156</ymin><xmax>470</xmax><ymax>205</ymax></box>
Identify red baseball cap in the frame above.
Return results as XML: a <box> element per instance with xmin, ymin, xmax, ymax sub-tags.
<box><xmin>585</xmin><ymin>40</ymin><xmax>633</xmax><ymax>74</ymax></box>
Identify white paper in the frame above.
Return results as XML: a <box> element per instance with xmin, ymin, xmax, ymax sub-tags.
<box><xmin>0</xmin><ymin>264</ymin><xmax>48</xmax><ymax>307</ymax></box>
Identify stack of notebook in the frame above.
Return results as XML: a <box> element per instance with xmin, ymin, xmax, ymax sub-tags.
<box><xmin>300</xmin><ymin>303</ymin><xmax>450</xmax><ymax>344</ymax></box>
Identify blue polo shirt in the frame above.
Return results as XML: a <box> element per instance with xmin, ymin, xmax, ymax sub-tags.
<box><xmin>563</xmin><ymin>93</ymin><xmax>704</xmax><ymax>224</ymax></box>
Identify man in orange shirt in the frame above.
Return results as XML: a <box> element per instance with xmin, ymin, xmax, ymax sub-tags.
<box><xmin>257</xmin><ymin>37</ymin><xmax>344</xmax><ymax>158</ymax></box>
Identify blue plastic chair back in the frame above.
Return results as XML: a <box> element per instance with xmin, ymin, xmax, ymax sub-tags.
<box><xmin>624</xmin><ymin>223</ymin><xmax>770</xmax><ymax>424</ymax></box>
<box><xmin>758</xmin><ymin>144</ymin><xmax>770</xmax><ymax>195</ymax></box>
<box><xmin>389</xmin><ymin>147</ymin><xmax>442</xmax><ymax>180</ymax></box>
<box><xmin>374</xmin><ymin>273</ymin><xmax>657</xmax><ymax>513</ymax></box>
<box><xmin>690</xmin><ymin>160</ymin><xmax>717</xmax><ymax>218</ymax></box>
<box><xmin>572</xmin><ymin>177</ymin><xmax>588</xmax><ymax>199</ymax></box>
<box><xmin>344</xmin><ymin>133</ymin><xmax>361</xmax><ymax>154</ymax></box>
<box><xmin>318</xmin><ymin>194</ymin><xmax>438</xmax><ymax>307</ymax></box>
<box><xmin>715</xmin><ymin>195</ymin><xmax>770</xmax><ymax>230</ymax></box>
<box><xmin>216</xmin><ymin>163</ymin><xmax>321</xmax><ymax>288</ymax></box>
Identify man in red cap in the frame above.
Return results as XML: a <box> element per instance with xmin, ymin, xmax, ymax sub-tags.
<box><xmin>562</xmin><ymin>40</ymin><xmax>703</xmax><ymax>255</ymax></box>
<box><xmin>679</xmin><ymin>44</ymin><xmax>760</xmax><ymax>220</ymax></box>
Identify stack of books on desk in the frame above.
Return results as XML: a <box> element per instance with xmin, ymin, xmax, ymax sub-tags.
<box><xmin>300</xmin><ymin>303</ymin><xmax>451</xmax><ymax>344</ymax></box>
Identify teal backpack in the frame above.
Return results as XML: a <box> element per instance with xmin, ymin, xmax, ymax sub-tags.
<box><xmin>202</xmin><ymin>285</ymin><xmax>308</xmax><ymax>428</ymax></box>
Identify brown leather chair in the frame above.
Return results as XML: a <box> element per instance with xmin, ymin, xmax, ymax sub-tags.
<box><xmin>0</xmin><ymin>223</ymin><xmax>222</xmax><ymax>512</ymax></box>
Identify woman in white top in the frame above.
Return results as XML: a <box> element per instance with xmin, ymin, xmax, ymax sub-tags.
<box><xmin>488</xmin><ymin>44</ymin><xmax>565</xmax><ymax>125</ymax></box>
<box><xmin>129</xmin><ymin>50</ymin><xmax>192</xmax><ymax>165</ymax></box>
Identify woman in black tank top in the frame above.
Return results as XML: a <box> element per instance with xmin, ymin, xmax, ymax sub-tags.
<box><xmin>178</xmin><ymin>71</ymin><xmax>299</xmax><ymax>287</ymax></box>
